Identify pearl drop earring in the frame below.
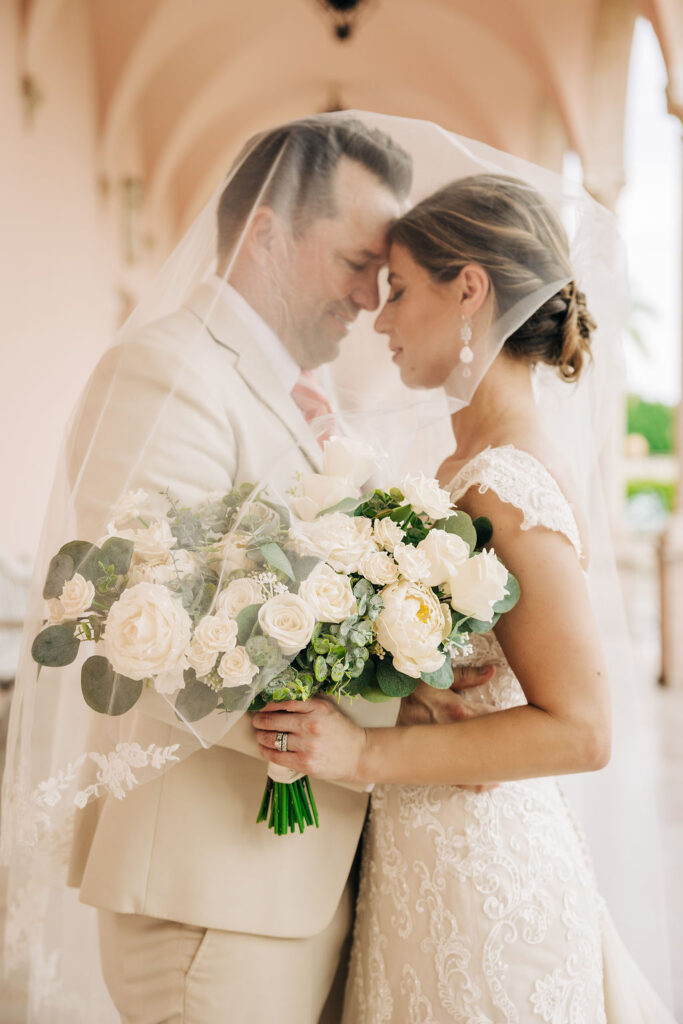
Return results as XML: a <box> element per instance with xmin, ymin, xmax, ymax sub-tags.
<box><xmin>460</xmin><ymin>314</ymin><xmax>473</xmax><ymax>376</ymax></box>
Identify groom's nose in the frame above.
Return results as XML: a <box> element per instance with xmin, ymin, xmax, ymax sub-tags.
<box><xmin>349</xmin><ymin>267</ymin><xmax>381</xmax><ymax>312</ymax></box>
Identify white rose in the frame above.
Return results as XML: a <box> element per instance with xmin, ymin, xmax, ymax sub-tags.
<box><xmin>46</xmin><ymin>598</ymin><xmax>65</xmax><ymax>624</ymax></box>
<box><xmin>298</xmin><ymin>564</ymin><xmax>358</xmax><ymax>623</ymax></box>
<box><xmin>171</xmin><ymin>549</ymin><xmax>199</xmax><ymax>577</ymax></box>
<box><xmin>239</xmin><ymin>501</ymin><xmax>282</xmax><ymax>535</ymax></box>
<box><xmin>187</xmin><ymin>637</ymin><xmax>218</xmax><ymax>678</ymax></box>
<box><xmin>193</xmin><ymin>613</ymin><xmax>238</xmax><ymax>654</ymax></box>
<box><xmin>291</xmin><ymin>473</ymin><xmax>360</xmax><ymax>522</ymax></box>
<box><xmin>447</xmin><ymin>549</ymin><xmax>509</xmax><ymax>622</ymax></box>
<box><xmin>152</xmin><ymin>669</ymin><xmax>185</xmax><ymax>695</ymax></box>
<box><xmin>358</xmin><ymin>550</ymin><xmax>399</xmax><ymax>586</ymax></box>
<box><xmin>416</xmin><ymin>529</ymin><xmax>471</xmax><ymax>587</ymax></box>
<box><xmin>59</xmin><ymin>574</ymin><xmax>95</xmax><ymax>618</ymax></box>
<box><xmin>258</xmin><ymin>593</ymin><xmax>316</xmax><ymax>656</ymax></box>
<box><xmin>322</xmin><ymin>436</ymin><xmax>378</xmax><ymax>487</ymax></box>
<box><xmin>216</xmin><ymin>577</ymin><xmax>264</xmax><ymax>618</ymax></box>
<box><xmin>375</xmin><ymin>580</ymin><xmax>451</xmax><ymax>679</ymax></box>
<box><xmin>103</xmin><ymin>582</ymin><xmax>191</xmax><ymax>681</ymax></box>
<box><xmin>216</xmin><ymin>531</ymin><xmax>256</xmax><ymax>572</ymax></box>
<box><xmin>373</xmin><ymin>517</ymin><xmax>405</xmax><ymax>551</ymax></box>
<box><xmin>393</xmin><ymin>542</ymin><xmax>433</xmax><ymax>583</ymax></box>
<box><xmin>107</xmin><ymin>489</ymin><xmax>150</xmax><ymax>531</ymax></box>
<box><xmin>400</xmin><ymin>473</ymin><xmax>453</xmax><ymax>520</ymax></box>
<box><xmin>131</xmin><ymin>518</ymin><xmax>178</xmax><ymax>563</ymax></box>
<box><xmin>128</xmin><ymin>557</ymin><xmax>176</xmax><ymax>586</ymax></box>
<box><xmin>291</xmin><ymin>512</ymin><xmax>376</xmax><ymax>574</ymax></box>
<box><xmin>217</xmin><ymin>646</ymin><xmax>259</xmax><ymax>687</ymax></box>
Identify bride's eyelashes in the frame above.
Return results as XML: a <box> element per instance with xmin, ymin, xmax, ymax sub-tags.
<box><xmin>386</xmin><ymin>288</ymin><xmax>404</xmax><ymax>303</ymax></box>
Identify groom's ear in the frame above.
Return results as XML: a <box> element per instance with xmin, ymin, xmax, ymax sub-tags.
<box><xmin>458</xmin><ymin>264</ymin><xmax>490</xmax><ymax>316</ymax></box>
<box><xmin>243</xmin><ymin>206</ymin><xmax>288</xmax><ymax>266</ymax></box>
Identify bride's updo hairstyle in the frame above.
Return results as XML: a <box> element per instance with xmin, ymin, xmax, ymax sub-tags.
<box><xmin>389</xmin><ymin>174</ymin><xmax>596</xmax><ymax>381</ymax></box>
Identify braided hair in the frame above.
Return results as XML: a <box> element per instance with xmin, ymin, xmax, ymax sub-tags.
<box><xmin>388</xmin><ymin>174</ymin><xmax>596</xmax><ymax>381</ymax></box>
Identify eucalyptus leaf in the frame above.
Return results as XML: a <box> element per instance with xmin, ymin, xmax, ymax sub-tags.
<box><xmin>259</xmin><ymin>542</ymin><xmax>295</xmax><ymax>582</ymax></box>
<box><xmin>99</xmin><ymin>536</ymin><xmax>134</xmax><ymax>575</ymax></box>
<box><xmin>221</xmin><ymin>684</ymin><xmax>254</xmax><ymax>712</ymax></box>
<box><xmin>433</xmin><ymin>511</ymin><xmax>477</xmax><ymax>553</ymax></box>
<box><xmin>42</xmin><ymin>552</ymin><xmax>75</xmax><ymax>599</ymax></box>
<box><xmin>175</xmin><ymin>671</ymin><xmax>218</xmax><ymax>722</ymax></box>
<box><xmin>293</xmin><ymin>555</ymin><xmax>320</xmax><ymax>582</ymax></box>
<box><xmin>31</xmin><ymin>624</ymin><xmax>79</xmax><ymax>667</ymax></box>
<box><xmin>81</xmin><ymin>656</ymin><xmax>142</xmax><ymax>716</ymax></box>
<box><xmin>493</xmin><ymin>572</ymin><xmax>520</xmax><ymax>613</ymax></box>
<box><xmin>473</xmin><ymin>516</ymin><xmax>493</xmax><ymax>550</ymax></box>
<box><xmin>377</xmin><ymin>658</ymin><xmax>419</xmax><ymax>698</ymax></box>
<box><xmin>344</xmin><ymin>658</ymin><xmax>376</xmax><ymax>695</ymax></box>
<box><xmin>421</xmin><ymin>656</ymin><xmax>454</xmax><ymax>690</ymax></box>
<box><xmin>236</xmin><ymin>603</ymin><xmax>261</xmax><ymax>645</ymax></box>
<box><xmin>62</xmin><ymin>541</ymin><xmax>104</xmax><ymax>583</ymax></box>
<box><xmin>359</xmin><ymin>677</ymin><xmax>394</xmax><ymax>703</ymax></box>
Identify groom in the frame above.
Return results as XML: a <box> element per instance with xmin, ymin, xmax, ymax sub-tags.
<box><xmin>67</xmin><ymin>117</ymin><xmax>413</xmax><ymax>1024</ymax></box>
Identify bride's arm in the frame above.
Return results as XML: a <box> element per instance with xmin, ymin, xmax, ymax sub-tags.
<box><xmin>252</xmin><ymin>488</ymin><xmax>611</xmax><ymax>786</ymax></box>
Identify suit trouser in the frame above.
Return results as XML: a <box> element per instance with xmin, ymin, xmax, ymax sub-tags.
<box><xmin>97</xmin><ymin>883</ymin><xmax>353</xmax><ymax>1024</ymax></box>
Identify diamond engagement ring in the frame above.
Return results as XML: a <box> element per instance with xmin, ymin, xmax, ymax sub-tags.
<box><xmin>275</xmin><ymin>731</ymin><xmax>288</xmax><ymax>753</ymax></box>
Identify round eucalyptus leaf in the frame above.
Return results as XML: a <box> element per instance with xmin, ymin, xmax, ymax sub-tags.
<box><xmin>99</xmin><ymin>536</ymin><xmax>134</xmax><ymax>575</ymax></box>
<box><xmin>493</xmin><ymin>573</ymin><xmax>521</xmax><ymax>613</ymax></box>
<box><xmin>377</xmin><ymin>658</ymin><xmax>418</xmax><ymax>698</ymax></box>
<box><xmin>175</xmin><ymin>672</ymin><xmax>218</xmax><ymax>722</ymax></box>
<box><xmin>62</xmin><ymin>541</ymin><xmax>104</xmax><ymax>583</ymax></box>
<box><xmin>359</xmin><ymin>678</ymin><xmax>394</xmax><ymax>703</ymax></box>
<box><xmin>81</xmin><ymin>656</ymin><xmax>142</xmax><ymax>716</ymax></box>
<box><xmin>473</xmin><ymin>516</ymin><xmax>493</xmax><ymax>550</ymax></box>
<box><xmin>421</xmin><ymin>656</ymin><xmax>454</xmax><ymax>690</ymax></box>
<box><xmin>433</xmin><ymin>511</ymin><xmax>477</xmax><ymax>553</ymax></box>
<box><xmin>31</xmin><ymin>624</ymin><xmax>79</xmax><ymax>667</ymax></box>
<box><xmin>220</xmin><ymin>684</ymin><xmax>253</xmax><ymax>713</ymax></box>
<box><xmin>43</xmin><ymin>552</ymin><xmax>75</xmax><ymax>599</ymax></box>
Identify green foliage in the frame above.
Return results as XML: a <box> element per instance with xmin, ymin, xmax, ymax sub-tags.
<box><xmin>433</xmin><ymin>511</ymin><xmax>477</xmax><ymax>553</ymax></box>
<box><xmin>175</xmin><ymin>670</ymin><xmax>218</xmax><ymax>721</ymax></box>
<box><xmin>81</xmin><ymin>656</ymin><xmax>142</xmax><ymax>715</ymax></box>
<box><xmin>421</xmin><ymin>656</ymin><xmax>454</xmax><ymax>690</ymax></box>
<box><xmin>258</xmin><ymin>542</ymin><xmax>295</xmax><ymax>582</ymax></box>
<box><xmin>473</xmin><ymin>516</ymin><xmax>493</xmax><ymax>549</ymax></box>
<box><xmin>626</xmin><ymin>479</ymin><xmax>676</xmax><ymax>513</ymax></box>
<box><xmin>376</xmin><ymin>658</ymin><xmax>418</xmax><ymax>698</ymax></box>
<box><xmin>626</xmin><ymin>395</ymin><xmax>675</xmax><ymax>454</ymax></box>
<box><xmin>236</xmin><ymin>603</ymin><xmax>260</xmax><ymax>644</ymax></box>
<box><xmin>32</xmin><ymin>624</ymin><xmax>79</xmax><ymax>667</ymax></box>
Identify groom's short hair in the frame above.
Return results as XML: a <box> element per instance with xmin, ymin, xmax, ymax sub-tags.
<box><xmin>217</xmin><ymin>117</ymin><xmax>412</xmax><ymax>255</ymax></box>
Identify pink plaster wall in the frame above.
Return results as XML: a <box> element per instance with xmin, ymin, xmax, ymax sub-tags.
<box><xmin>1</xmin><ymin>1</ymin><xmax>117</xmax><ymax>560</ymax></box>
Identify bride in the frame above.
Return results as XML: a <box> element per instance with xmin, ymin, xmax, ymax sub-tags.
<box><xmin>252</xmin><ymin>173</ymin><xmax>676</xmax><ymax>1022</ymax></box>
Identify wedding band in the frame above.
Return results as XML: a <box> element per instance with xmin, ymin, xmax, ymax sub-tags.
<box><xmin>275</xmin><ymin>731</ymin><xmax>288</xmax><ymax>753</ymax></box>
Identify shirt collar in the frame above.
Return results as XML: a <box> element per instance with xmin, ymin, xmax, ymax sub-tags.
<box><xmin>210</xmin><ymin>275</ymin><xmax>300</xmax><ymax>394</ymax></box>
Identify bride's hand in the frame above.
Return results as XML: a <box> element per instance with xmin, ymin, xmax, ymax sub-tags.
<box><xmin>252</xmin><ymin>698</ymin><xmax>366</xmax><ymax>783</ymax></box>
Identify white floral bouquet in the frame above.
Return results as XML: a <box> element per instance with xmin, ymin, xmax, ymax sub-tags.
<box><xmin>31</xmin><ymin>438</ymin><xmax>519</xmax><ymax>836</ymax></box>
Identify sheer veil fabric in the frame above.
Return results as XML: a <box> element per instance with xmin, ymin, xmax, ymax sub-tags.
<box><xmin>0</xmin><ymin>111</ymin><xmax>672</xmax><ymax>1017</ymax></box>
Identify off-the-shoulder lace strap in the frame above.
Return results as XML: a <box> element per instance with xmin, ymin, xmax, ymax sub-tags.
<box><xmin>448</xmin><ymin>445</ymin><xmax>583</xmax><ymax>559</ymax></box>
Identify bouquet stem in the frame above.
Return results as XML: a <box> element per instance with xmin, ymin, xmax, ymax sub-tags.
<box><xmin>256</xmin><ymin>775</ymin><xmax>319</xmax><ymax>835</ymax></box>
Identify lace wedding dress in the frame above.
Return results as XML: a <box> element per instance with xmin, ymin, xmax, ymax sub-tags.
<box><xmin>343</xmin><ymin>446</ymin><xmax>675</xmax><ymax>1024</ymax></box>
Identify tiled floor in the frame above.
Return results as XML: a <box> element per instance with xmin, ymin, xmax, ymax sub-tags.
<box><xmin>0</xmin><ymin>533</ymin><xmax>681</xmax><ymax>1020</ymax></box>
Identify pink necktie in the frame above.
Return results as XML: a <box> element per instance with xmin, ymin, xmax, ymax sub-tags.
<box><xmin>291</xmin><ymin>371</ymin><xmax>336</xmax><ymax>447</ymax></box>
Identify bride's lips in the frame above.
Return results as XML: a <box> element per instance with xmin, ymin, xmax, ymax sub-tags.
<box><xmin>390</xmin><ymin>346</ymin><xmax>402</xmax><ymax>362</ymax></box>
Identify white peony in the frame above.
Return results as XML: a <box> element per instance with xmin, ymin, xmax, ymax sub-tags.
<box><xmin>291</xmin><ymin>513</ymin><xmax>376</xmax><ymax>574</ymax></box>
<box><xmin>217</xmin><ymin>646</ymin><xmax>259</xmax><ymax>687</ymax></box>
<box><xmin>59</xmin><ymin>574</ymin><xmax>95</xmax><ymax>618</ymax></box>
<box><xmin>375</xmin><ymin>580</ymin><xmax>451</xmax><ymax>679</ymax></box>
<box><xmin>373</xmin><ymin>517</ymin><xmax>405</xmax><ymax>551</ymax></box>
<box><xmin>258</xmin><ymin>593</ymin><xmax>316</xmax><ymax>656</ymax></box>
<box><xmin>447</xmin><ymin>549</ymin><xmax>509</xmax><ymax>622</ymax></box>
<box><xmin>291</xmin><ymin>473</ymin><xmax>360</xmax><ymax>522</ymax></box>
<box><xmin>192</xmin><ymin>613</ymin><xmax>238</xmax><ymax>655</ymax></box>
<box><xmin>107</xmin><ymin>489</ymin><xmax>150</xmax><ymax>531</ymax></box>
<box><xmin>216</xmin><ymin>577</ymin><xmax>264</xmax><ymax>618</ymax></box>
<box><xmin>400</xmin><ymin>473</ymin><xmax>453</xmax><ymax>520</ymax></box>
<box><xmin>322</xmin><ymin>435</ymin><xmax>378</xmax><ymax>487</ymax></box>
<box><xmin>187</xmin><ymin>637</ymin><xmax>218</xmax><ymax>678</ymax></box>
<box><xmin>358</xmin><ymin>550</ymin><xmax>399</xmax><ymax>586</ymax></box>
<box><xmin>416</xmin><ymin>529</ymin><xmax>471</xmax><ymax>587</ymax></box>
<box><xmin>298</xmin><ymin>564</ymin><xmax>358</xmax><ymax>623</ymax></box>
<box><xmin>393</xmin><ymin>542</ymin><xmax>433</xmax><ymax>583</ymax></box>
<box><xmin>103</xmin><ymin>582</ymin><xmax>191</xmax><ymax>681</ymax></box>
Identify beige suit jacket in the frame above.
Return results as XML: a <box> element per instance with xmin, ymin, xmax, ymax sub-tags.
<box><xmin>67</xmin><ymin>279</ymin><xmax>398</xmax><ymax>938</ymax></box>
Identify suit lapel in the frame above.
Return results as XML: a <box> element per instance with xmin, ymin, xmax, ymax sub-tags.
<box><xmin>184</xmin><ymin>281</ymin><xmax>322</xmax><ymax>473</ymax></box>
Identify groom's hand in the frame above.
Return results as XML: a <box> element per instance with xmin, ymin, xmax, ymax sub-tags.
<box><xmin>452</xmin><ymin>664</ymin><xmax>496</xmax><ymax>690</ymax></box>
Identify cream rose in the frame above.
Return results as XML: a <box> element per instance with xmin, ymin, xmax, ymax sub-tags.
<box><xmin>375</xmin><ymin>580</ymin><xmax>451</xmax><ymax>679</ymax></box>
<box><xmin>107</xmin><ymin>489</ymin><xmax>150</xmax><ymax>531</ymax></box>
<box><xmin>59</xmin><ymin>574</ymin><xmax>95</xmax><ymax>618</ymax></box>
<box><xmin>373</xmin><ymin>517</ymin><xmax>405</xmax><ymax>551</ymax></box>
<box><xmin>416</xmin><ymin>529</ymin><xmax>471</xmax><ymax>587</ymax></box>
<box><xmin>103</xmin><ymin>582</ymin><xmax>191</xmax><ymax>681</ymax></box>
<box><xmin>298</xmin><ymin>564</ymin><xmax>358</xmax><ymax>623</ymax></box>
<box><xmin>258</xmin><ymin>593</ymin><xmax>316</xmax><ymax>656</ymax></box>
<box><xmin>358</xmin><ymin>550</ymin><xmax>399</xmax><ymax>586</ymax></box>
<box><xmin>322</xmin><ymin>435</ymin><xmax>378</xmax><ymax>487</ymax></box>
<box><xmin>393</xmin><ymin>542</ymin><xmax>433</xmax><ymax>583</ymax></box>
<box><xmin>291</xmin><ymin>473</ymin><xmax>360</xmax><ymax>522</ymax></box>
<box><xmin>187</xmin><ymin>637</ymin><xmax>218</xmax><ymax>678</ymax></box>
<box><xmin>128</xmin><ymin>558</ymin><xmax>176</xmax><ymax>586</ymax></box>
<box><xmin>217</xmin><ymin>646</ymin><xmax>259</xmax><ymax>687</ymax></box>
<box><xmin>131</xmin><ymin>518</ymin><xmax>178</xmax><ymax>563</ymax></box>
<box><xmin>216</xmin><ymin>577</ymin><xmax>264</xmax><ymax>618</ymax></box>
<box><xmin>290</xmin><ymin>512</ymin><xmax>376</xmax><ymax>574</ymax></box>
<box><xmin>447</xmin><ymin>549</ymin><xmax>509</xmax><ymax>622</ymax></box>
<box><xmin>192</xmin><ymin>613</ymin><xmax>238</xmax><ymax>654</ymax></box>
<box><xmin>400</xmin><ymin>473</ymin><xmax>453</xmax><ymax>520</ymax></box>
<box><xmin>216</xmin><ymin>531</ymin><xmax>256</xmax><ymax>572</ymax></box>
